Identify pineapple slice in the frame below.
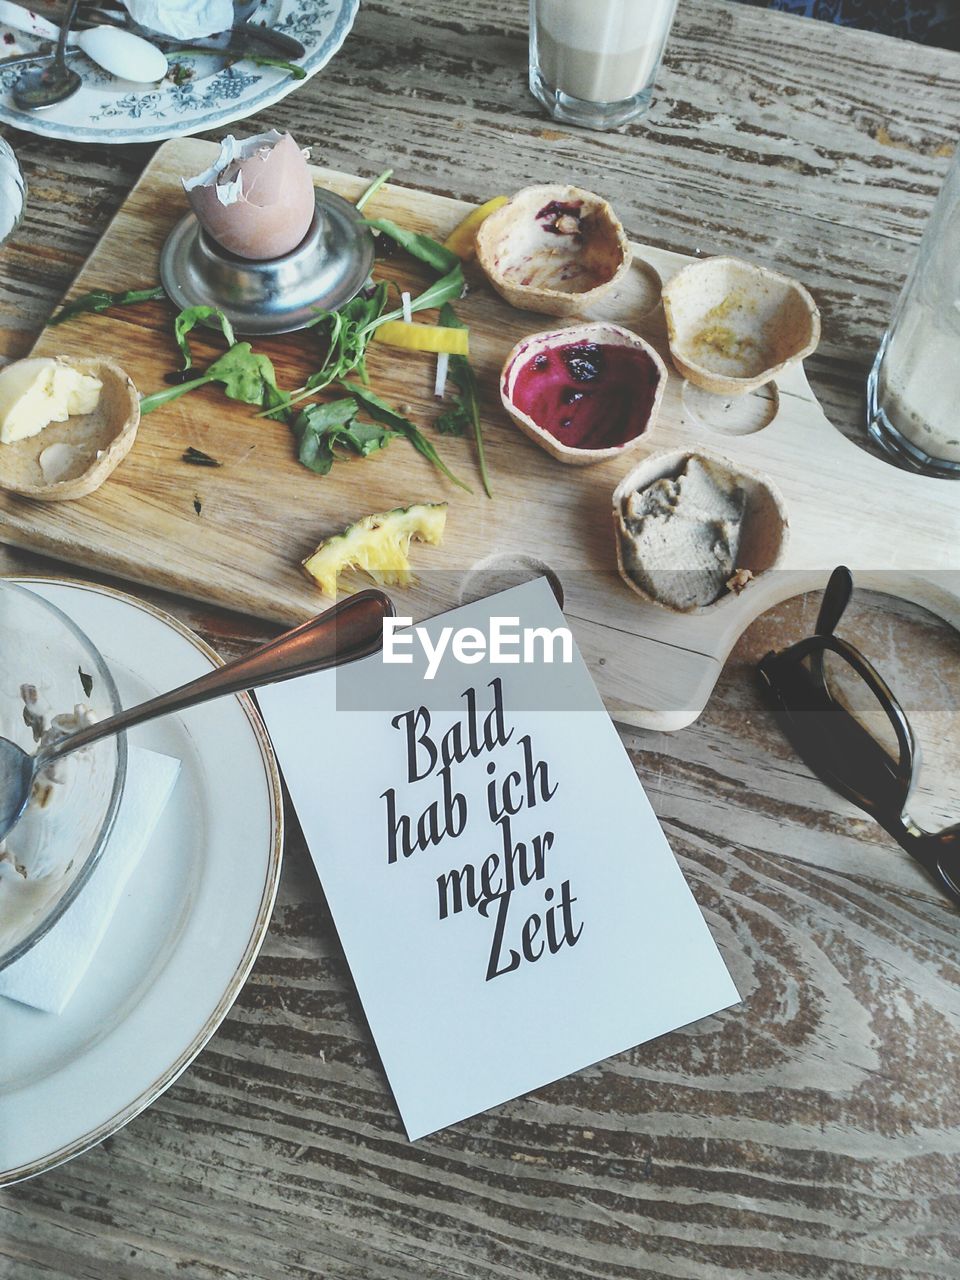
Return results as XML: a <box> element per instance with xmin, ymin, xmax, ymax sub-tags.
<box><xmin>302</xmin><ymin>502</ymin><xmax>448</xmax><ymax>598</ymax></box>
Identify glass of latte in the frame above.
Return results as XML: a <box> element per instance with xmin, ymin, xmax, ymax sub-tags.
<box><xmin>529</xmin><ymin>0</ymin><xmax>679</xmax><ymax>130</ymax></box>
<box><xmin>868</xmin><ymin>149</ymin><xmax>960</xmax><ymax>478</ymax></box>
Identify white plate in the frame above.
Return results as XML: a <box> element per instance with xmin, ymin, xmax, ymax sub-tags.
<box><xmin>0</xmin><ymin>578</ymin><xmax>282</xmax><ymax>1184</ymax></box>
<box><xmin>0</xmin><ymin>0</ymin><xmax>359</xmax><ymax>144</ymax></box>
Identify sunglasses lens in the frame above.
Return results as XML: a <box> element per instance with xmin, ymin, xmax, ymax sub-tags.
<box><xmin>771</xmin><ymin>645</ymin><xmax>910</xmax><ymax>814</ymax></box>
<box><xmin>818</xmin><ymin>649</ymin><xmax>904</xmax><ymax>766</ymax></box>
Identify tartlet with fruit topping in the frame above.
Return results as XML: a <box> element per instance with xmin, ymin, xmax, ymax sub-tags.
<box><xmin>477</xmin><ymin>185</ymin><xmax>631</xmax><ymax>317</ymax></box>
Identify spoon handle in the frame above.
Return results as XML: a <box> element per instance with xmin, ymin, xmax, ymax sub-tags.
<box><xmin>39</xmin><ymin>589</ymin><xmax>395</xmax><ymax>767</ymax></box>
<box><xmin>235</xmin><ymin>21</ymin><xmax>305</xmax><ymax>59</ymax></box>
<box><xmin>55</xmin><ymin>0</ymin><xmax>80</xmax><ymax>65</ymax></box>
<box><xmin>0</xmin><ymin>47</ymin><xmax>80</xmax><ymax>68</ymax></box>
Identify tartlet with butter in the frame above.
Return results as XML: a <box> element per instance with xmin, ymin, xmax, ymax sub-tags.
<box><xmin>0</xmin><ymin>355</ymin><xmax>140</xmax><ymax>501</ymax></box>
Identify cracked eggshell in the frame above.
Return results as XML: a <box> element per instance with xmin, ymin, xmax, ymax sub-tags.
<box><xmin>501</xmin><ymin>322</ymin><xmax>666</xmax><ymax>466</ymax></box>
<box><xmin>661</xmin><ymin>256</ymin><xmax>820</xmax><ymax>395</ymax></box>
<box><xmin>476</xmin><ymin>184</ymin><xmax>631</xmax><ymax>317</ymax></box>
<box><xmin>183</xmin><ymin>130</ymin><xmax>315</xmax><ymax>261</ymax></box>
<box><xmin>0</xmin><ymin>357</ymin><xmax>140</xmax><ymax>502</ymax></box>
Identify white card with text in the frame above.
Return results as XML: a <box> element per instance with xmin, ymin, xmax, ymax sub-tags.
<box><xmin>257</xmin><ymin>578</ymin><xmax>739</xmax><ymax>1140</ymax></box>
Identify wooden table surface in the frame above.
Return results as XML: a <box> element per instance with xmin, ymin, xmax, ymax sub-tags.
<box><xmin>2</xmin><ymin>2</ymin><xmax>960</xmax><ymax>1276</ymax></box>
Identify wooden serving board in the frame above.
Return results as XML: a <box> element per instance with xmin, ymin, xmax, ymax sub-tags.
<box><xmin>4</xmin><ymin>137</ymin><xmax>960</xmax><ymax>730</ymax></box>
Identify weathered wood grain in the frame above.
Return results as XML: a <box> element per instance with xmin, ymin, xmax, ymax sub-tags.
<box><xmin>1</xmin><ymin>2</ymin><xmax>960</xmax><ymax>1277</ymax></box>
<box><xmin>3</xmin><ymin>543</ymin><xmax>959</xmax><ymax>1280</ymax></box>
<box><xmin>13</xmin><ymin>138</ymin><xmax>960</xmax><ymax>732</ymax></box>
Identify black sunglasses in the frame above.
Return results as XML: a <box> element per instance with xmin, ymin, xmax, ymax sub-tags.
<box><xmin>758</xmin><ymin>566</ymin><xmax>960</xmax><ymax>907</ymax></box>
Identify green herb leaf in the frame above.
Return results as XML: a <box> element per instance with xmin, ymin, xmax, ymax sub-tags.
<box><xmin>243</xmin><ymin>54</ymin><xmax>307</xmax><ymax>79</ymax></box>
<box><xmin>169</xmin><ymin>61</ymin><xmax>193</xmax><ymax>87</ymax></box>
<box><xmin>266</xmin><ymin>238</ymin><xmax>464</xmax><ymax>424</ymax></box>
<box><xmin>261</xmin><ymin>379</ymin><xmax>292</xmax><ymax>422</ymax></box>
<box><xmin>206</xmin><ymin>343</ymin><xmax>281</xmax><ymax>406</ymax></box>
<box><xmin>164</xmin><ymin>47</ymin><xmax>307</xmax><ymax>78</ymax></box>
<box><xmin>141</xmin><ymin>341</ymin><xmax>283</xmax><ymax>415</ymax></box>
<box><xmin>438</xmin><ymin>302</ymin><xmax>492</xmax><ymax>497</ymax></box>
<box><xmin>365</xmin><ymin>218</ymin><xmax>460</xmax><ymax>275</ymax></box>
<box><xmin>340</xmin><ymin>381</ymin><xmax>471</xmax><ymax>492</ymax></box>
<box><xmin>297</xmin><ymin>398</ymin><xmax>360</xmax><ymax>431</ymax></box>
<box><xmin>292</xmin><ymin>399</ymin><xmax>395</xmax><ymax>474</ymax></box>
<box><xmin>48</xmin><ymin>285</ymin><xmax>166</xmax><ymax>327</ymax></box>
<box><xmin>174</xmin><ymin>306</ymin><xmax>237</xmax><ymax>371</ymax></box>
<box><xmin>78</xmin><ymin>668</ymin><xmax>93</xmax><ymax>698</ymax></box>
<box><xmin>140</xmin><ymin>374</ymin><xmax>212</xmax><ymax>415</ymax></box>
<box><xmin>298</xmin><ymin>284</ymin><xmax>391</xmax><ymax>398</ymax></box>
<box><xmin>372</xmin><ymin>263</ymin><xmax>465</xmax><ymax>331</ymax></box>
<box><xmin>435</xmin><ymin>402</ymin><xmax>468</xmax><ymax>437</ymax></box>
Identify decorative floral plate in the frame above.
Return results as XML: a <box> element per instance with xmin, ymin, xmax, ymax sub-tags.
<box><xmin>0</xmin><ymin>578</ymin><xmax>282</xmax><ymax>1184</ymax></box>
<box><xmin>0</xmin><ymin>0</ymin><xmax>358</xmax><ymax>144</ymax></box>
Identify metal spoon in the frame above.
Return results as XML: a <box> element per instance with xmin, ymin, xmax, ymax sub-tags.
<box><xmin>0</xmin><ymin>47</ymin><xmax>82</xmax><ymax>70</ymax></box>
<box><xmin>86</xmin><ymin>5</ymin><xmax>306</xmax><ymax>59</ymax></box>
<box><xmin>0</xmin><ymin>3</ymin><xmax>166</xmax><ymax>83</ymax></box>
<box><xmin>0</xmin><ymin>588</ymin><xmax>394</xmax><ymax>843</ymax></box>
<box><xmin>13</xmin><ymin>0</ymin><xmax>81</xmax><ymax>109</ymax></box>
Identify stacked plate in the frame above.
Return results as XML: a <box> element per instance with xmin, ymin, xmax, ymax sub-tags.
<box><xmin>0</xmin><ymin>579</ymin><xmax>283</xmax><ymax>1185</ymax></box>
<box><xmin>0</xmin><ymin>0</ymin><xmax>359</xmax><ymax>143</ymax></box>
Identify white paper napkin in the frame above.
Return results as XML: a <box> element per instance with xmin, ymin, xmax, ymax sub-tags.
<box><xmin>0</xmin><ymin>745</ymin><xmax>180</xmax><ymax>1014</ymax></box>
<box><xmin>123</xmin><ymin>0</ymin><xmax>234</xmax><ymax>39</ymax></box>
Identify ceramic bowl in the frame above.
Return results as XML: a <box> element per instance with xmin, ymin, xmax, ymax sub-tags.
<box><xmin>612</xmin><ymin>447</ymin><xmax>789</xmax><ymax>613</ymax></box>
<box><xmin>500</xmin><ymin>322</ymin><xmax>666</xmax><ymax>466</ymax></box>
<box><xmin>661</xmin><ymin>256</ymin><xmax>820</xmax><ymax>395</ymax></box>
<box><xmin>0</xmin><ymin>580</ymin><xmax>126</xmax><ymax>973</ymax></box>
<box><xmin>476</xmin><ymin>184</ymin><xmax>632</xmax><ymax>317</ymax></box>
<box><xmin>0</xmin><ymin>357</ymin><xmax>140</xmax><ymax>502</ymax></box>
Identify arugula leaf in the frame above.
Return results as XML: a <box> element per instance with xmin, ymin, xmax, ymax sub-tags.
<box><xmin>301</xmin><ymin>283</ymin><xmax>391</xmax><ymax>395</ymax></box>
<box><xmin>139</xmin><ymin>375</ymin><xmax>211</xmax><ymax>415</ymax></box>
<box><xmin>292</xmin><ymin>399</ymin><xmax>395</xmax><ymax>474</ymax></box>
<box><xmin>340</xmin><ymin>381</ymin><xmax>471</xmax><ymax>492</ymax></box>
<box><xmin>438</xmin><ymin>302</ymin><xmax>491</xmax><ymax>498</ymax></box>
<box><xmin>164</xmin><ymin>47</ymin><xmax>307</xmax><ymax>78</ymax></box>
<box><xmin>207</xmin><ymin>343</ymin><xmax>281</xmax><ymax>405</ymax></box>
<box><xmin>281</xmin><ymin>265</ymin><xmax>464</xmax><ymax>415</ymax></box>
<box><xmin>174</xmin><ymin>306</ymin><xmax>236</xmax><ymax>371</ymax></box>
<box><xmin>48</xmin><ymin>285</ymin><xmax>166</xmax><ymax>327</ymax></box>
<box><xmin>375</xmin><ymin>262</ymin><xmax>465</xmax><ymax>328</ymax></box>
<box><xmin>435</xmin><ymin>402</ymin><xmax>467</xmax><ymax>437</ymax></box>
<box><xmin>365</xmin><ymin>219</ymin><xmax>460</xmax><ymax>274</ymax></box>
<box><xmin>243</xmin><ymin>54</ymin><xmax>306</xmax><ymax>79</ymax></box>
<box><xmin>140</xmin><ymin>342</ymin><xmax>283</xmax><ymax>415</ymax></box>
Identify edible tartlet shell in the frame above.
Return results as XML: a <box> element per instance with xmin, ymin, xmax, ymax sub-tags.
<box><xmin>661</xmin><ymin>256</ymin><xmax>821</xmax><ymax>396</ymax></box>
<box><xmin>476</xmin><ymin>184</ymin><xmax>632</xmax><ymax>317</ymax></box>
<box><xmin>612</xmin><ymin>447</ymin><xmax>790</xmax><ymax>613</ymax></box>
<box><xmin>0</xmin><ymin>357</ymin><xmax>140</xmax><ymax>502</ymax></box>
<box><xmin>501</xmin><ymin>322</ymin><xmax>666</xmax><ymax>466</ymax></box>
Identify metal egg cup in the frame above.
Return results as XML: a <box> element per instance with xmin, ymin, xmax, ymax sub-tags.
<box><xmin>159</xmin><ymin>188</ymin><xmax>376</xmax><ymax>336</ymax></box>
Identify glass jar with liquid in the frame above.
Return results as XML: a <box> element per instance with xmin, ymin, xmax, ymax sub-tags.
<box><xmin>867</xmin><ymin>148</ymin><xmax>960</xmax><ymax>477</ymax></box>
<box><xmin>529</xmin><ymin>0</ymin><xmax>679</xmax><ymax>130</ymax></box>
